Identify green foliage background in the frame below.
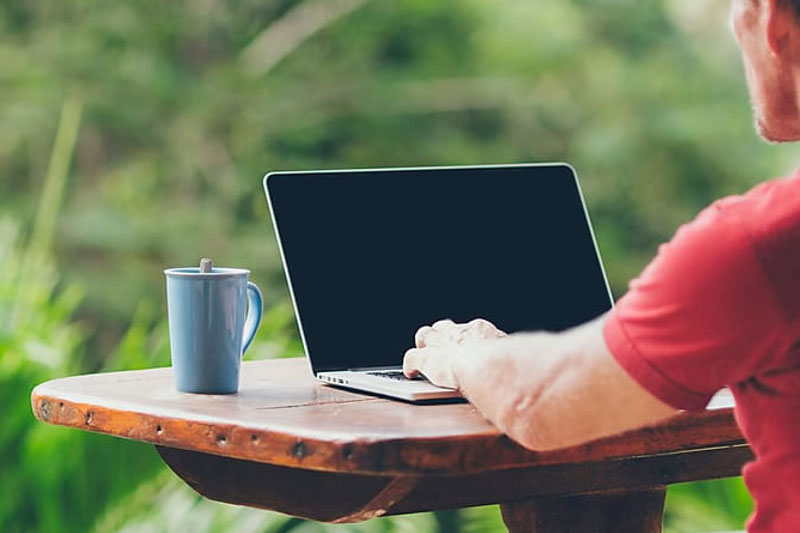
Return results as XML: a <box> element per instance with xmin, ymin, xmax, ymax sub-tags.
<box><xmin>1</xmin><ymin>0</ymin><xmax>792</xmax><ymax>531</ymax></box>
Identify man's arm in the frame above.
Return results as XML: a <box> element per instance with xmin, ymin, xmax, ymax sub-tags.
<box><xmin>404</xmin><ymin>314</ymin><xmax>677</xmax><ymax>451</ymax></box>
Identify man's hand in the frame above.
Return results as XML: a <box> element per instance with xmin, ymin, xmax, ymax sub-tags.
<box><xmin>403</xmin><ymin>318</ymin><xmax>506</xmax><ymax>389</ymax></box>
<box><xmin>403</xmin><ymin>314</ymin><xmax>677</xmax><ymax>451</ymax></box>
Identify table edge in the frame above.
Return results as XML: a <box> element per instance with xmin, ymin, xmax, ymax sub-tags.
<box><xmin>31</xmin><ymin>383</ymin><xmax>746</xmax><ymax>476</ymax></box>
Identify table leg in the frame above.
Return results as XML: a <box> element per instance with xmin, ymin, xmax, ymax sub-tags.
<box><xmin>500</xmin><ymin>486</ymin><xmax>666</xmax><ymax>533</ymax></box>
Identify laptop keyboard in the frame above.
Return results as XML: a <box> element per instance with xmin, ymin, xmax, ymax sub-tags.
<box><xmin>367</xmin><ymin>370</ymin><xmax>426</xmax><ymax>382</ymax></box>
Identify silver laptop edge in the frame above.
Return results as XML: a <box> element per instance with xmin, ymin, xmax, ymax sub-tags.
<box><xmin>318</xmin><ymin>371</ymin><xmax>460</xmax><ymax>401</ymax></box>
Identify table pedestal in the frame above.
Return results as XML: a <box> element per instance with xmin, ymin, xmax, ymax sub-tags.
<box><xmin>500</xmin><ymin>487</ymin><xmax>665</xmax><ymax>533</ymax></box>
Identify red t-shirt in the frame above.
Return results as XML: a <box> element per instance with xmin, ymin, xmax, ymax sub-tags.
<box><xmin>604</xmin><ymin>171</ymin><xmax>800</xmax><ymax>533</ymax></box>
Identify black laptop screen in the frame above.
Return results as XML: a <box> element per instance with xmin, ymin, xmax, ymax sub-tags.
<box><xmin>265</xmin><ymin>164</ymin><xmax>613</xmax><ymax>374</ymax></box>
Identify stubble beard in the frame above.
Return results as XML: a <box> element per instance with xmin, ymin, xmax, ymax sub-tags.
<box><xmin>753</xmin><ymin>113</ymin><xmax>791</xmax><ymax>143</ymax></box>
<box><xmin>750</xmin><ymin>71</ymin><xmax>800</xmax><ymax>143</ymax></box>
<box><xmin>753</xmin><ymin>111</ymin><xmax>800</xmax><ymax>143</ymax></box>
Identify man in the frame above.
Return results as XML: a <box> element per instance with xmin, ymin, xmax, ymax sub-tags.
<box><xmin>402</xmin><ymin>1</ymin><xmax>800</xmax><ymax>531</ymax></box>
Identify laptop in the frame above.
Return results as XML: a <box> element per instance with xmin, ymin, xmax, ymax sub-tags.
<box><xmin>263</xmin><ymin>163</ymin><xmax>613</xmax><ymax>402</ymax></box>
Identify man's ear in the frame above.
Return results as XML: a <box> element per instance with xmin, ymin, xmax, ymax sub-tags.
<box><xmin>765</xmin><ymin>0</ymin><xmax>794</xmax><ymax>56</ymax></box>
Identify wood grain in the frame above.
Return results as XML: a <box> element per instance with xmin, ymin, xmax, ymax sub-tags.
<box><xmin>32</xmin><ymin>358</ymin><xmax>745</xmax><ymax>476</ymax></box>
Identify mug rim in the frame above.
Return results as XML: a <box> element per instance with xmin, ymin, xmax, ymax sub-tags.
<box><xmin>164</xmin><ymin>267</ymin><xmax>251</xmax><ymax>278</ymax></box>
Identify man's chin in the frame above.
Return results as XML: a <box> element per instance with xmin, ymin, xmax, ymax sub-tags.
<box><xmin>756</xmin><ymin>118</ymin><xmax>800</xmax><ymax>143</ymax></box>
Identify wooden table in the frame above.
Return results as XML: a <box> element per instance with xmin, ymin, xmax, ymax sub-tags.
<box><xmin>31</xmin><ymin>358</ymin><xmax>749</xmax><ymax>532</ymax></box>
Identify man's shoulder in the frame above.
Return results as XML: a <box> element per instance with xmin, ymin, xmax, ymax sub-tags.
<box><xmin>713</xmin><ymin>168</ymin><xmax>800</xmax><ymax>321</ymax></box>
<box><xmin>715</xmin><ymin>169</ymin><xmax>800</xmax><ymax>238</ymax></box>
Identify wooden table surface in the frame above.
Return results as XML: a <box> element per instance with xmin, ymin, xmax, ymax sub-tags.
<box><xmin>31</xmin><ymin>358</ymin><xmax>751</xmax><ymax>531</ymax></box>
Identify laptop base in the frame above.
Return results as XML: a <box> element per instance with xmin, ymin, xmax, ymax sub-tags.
<box><xmin>318</xmin><ymin>370</ymin><xmax>463</xmax><ymax>402</ymax></box>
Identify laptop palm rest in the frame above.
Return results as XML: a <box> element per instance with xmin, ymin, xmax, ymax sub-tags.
<box><xmin>318</xmin><ymin>370</ymin><xmax>463</xmax><ymax>402</ymax></box>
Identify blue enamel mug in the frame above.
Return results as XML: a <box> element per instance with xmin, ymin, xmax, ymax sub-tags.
<box><xmin>165</xmin><ymin>266</ymin><xmax>263</xmax><ymax>394</ymax></box>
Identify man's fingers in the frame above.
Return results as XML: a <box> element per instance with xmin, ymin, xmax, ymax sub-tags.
<box><xmin>413</xmin><ymin>317</ymin><xmax>504</xmax><ymax>353</ymax></box>
<box><xmin>415</xmin><ymin>326</ymin><xmax>433</xmax><ymax>348</ymax></box>
<box><xmin>403</xmin><ymin>346</ymin><xmax>457</xmax><ymax>389</ymax></box>
<box><xmin>417</xmin><ymin>319</ymin><xmax>456</xmax><ymax>348</ymax></box>
<box><xmin>403</xmin><ymin>347</ymin><xmax>424</xmax><ymax>377</ymax></box>
<box><xmin>431</xmin><ymin>318</ymin><xmax>455</xmax><ymax>330</ymax></box>
<box><xmin>466</xmin><ymin>318</ymin><xmax>490</xmax><ymax>338</ymax></box>
<box><xmin>467</xmin><ymin>318</ymin><xmax>507</xmax><ymax>338</ymax></box>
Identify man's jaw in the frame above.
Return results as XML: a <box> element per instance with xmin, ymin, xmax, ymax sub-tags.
<box><xmin>745</xmin><ymin>60</ymin><xmax>800</xmax><ymax>142</ymax></box>
<box><xmin>752</xmin><ymin>90</ymin><xmax>800</xmax><ymax>142</ymax></box>
<box><xmin>755</xmin><ymin>115</ymin><xmax>800</xmax><ymax>142</ymax></box>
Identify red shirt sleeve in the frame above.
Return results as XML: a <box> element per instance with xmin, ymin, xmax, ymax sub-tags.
<box><xmin>604</xmin><ymin>177</ymin><xmax>800</xmax><ymax>411</ymax></box>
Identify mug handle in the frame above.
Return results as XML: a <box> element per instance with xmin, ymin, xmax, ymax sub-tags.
<box><xmin>241</xmin><ymin>281</ymin><xmax>263</xmax><ymax>355</ymax></box>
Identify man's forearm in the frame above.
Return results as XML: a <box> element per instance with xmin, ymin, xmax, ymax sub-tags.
<box><xmin>453</xmin><ymin>315</ymin><xmax>677</xmax><ymax>451</ymax></box>
<box><xmin>452</xmin><ymin>329</ymin><xmax>583</xmax><ymax>450</ymax></box>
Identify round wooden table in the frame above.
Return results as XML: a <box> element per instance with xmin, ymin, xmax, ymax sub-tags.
<box><xmin>31</xmin><ymin>358</ymin><xmax>749</xmax><ymax>532</ymax></box>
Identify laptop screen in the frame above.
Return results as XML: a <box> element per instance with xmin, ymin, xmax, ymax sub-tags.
<box><xmin>265</xmin><ymin>164</ymin><xmax>613</xmax><ymax>374</ymax></box>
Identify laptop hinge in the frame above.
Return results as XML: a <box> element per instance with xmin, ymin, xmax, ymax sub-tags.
<box><xmin>347</xmin><ymin>365</ymin><xmax>401</xmax><ymax>372</ymax></box>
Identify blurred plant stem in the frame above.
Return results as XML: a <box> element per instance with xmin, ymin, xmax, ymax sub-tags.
<box><xmin>240</xmin><ymin>0</ymin><xmax>373</xmax><ymax>77</ymax></box>
<box><xmin>12</xmin><ymin>96</ymin><xmax>82</xmax><ymax>329</ymax></box>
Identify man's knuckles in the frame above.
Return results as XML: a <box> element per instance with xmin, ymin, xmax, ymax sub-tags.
<box><xmin>414</xmin><ymin>326</ymin><xmax>433</xmax><ymax>348</ymax></box>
